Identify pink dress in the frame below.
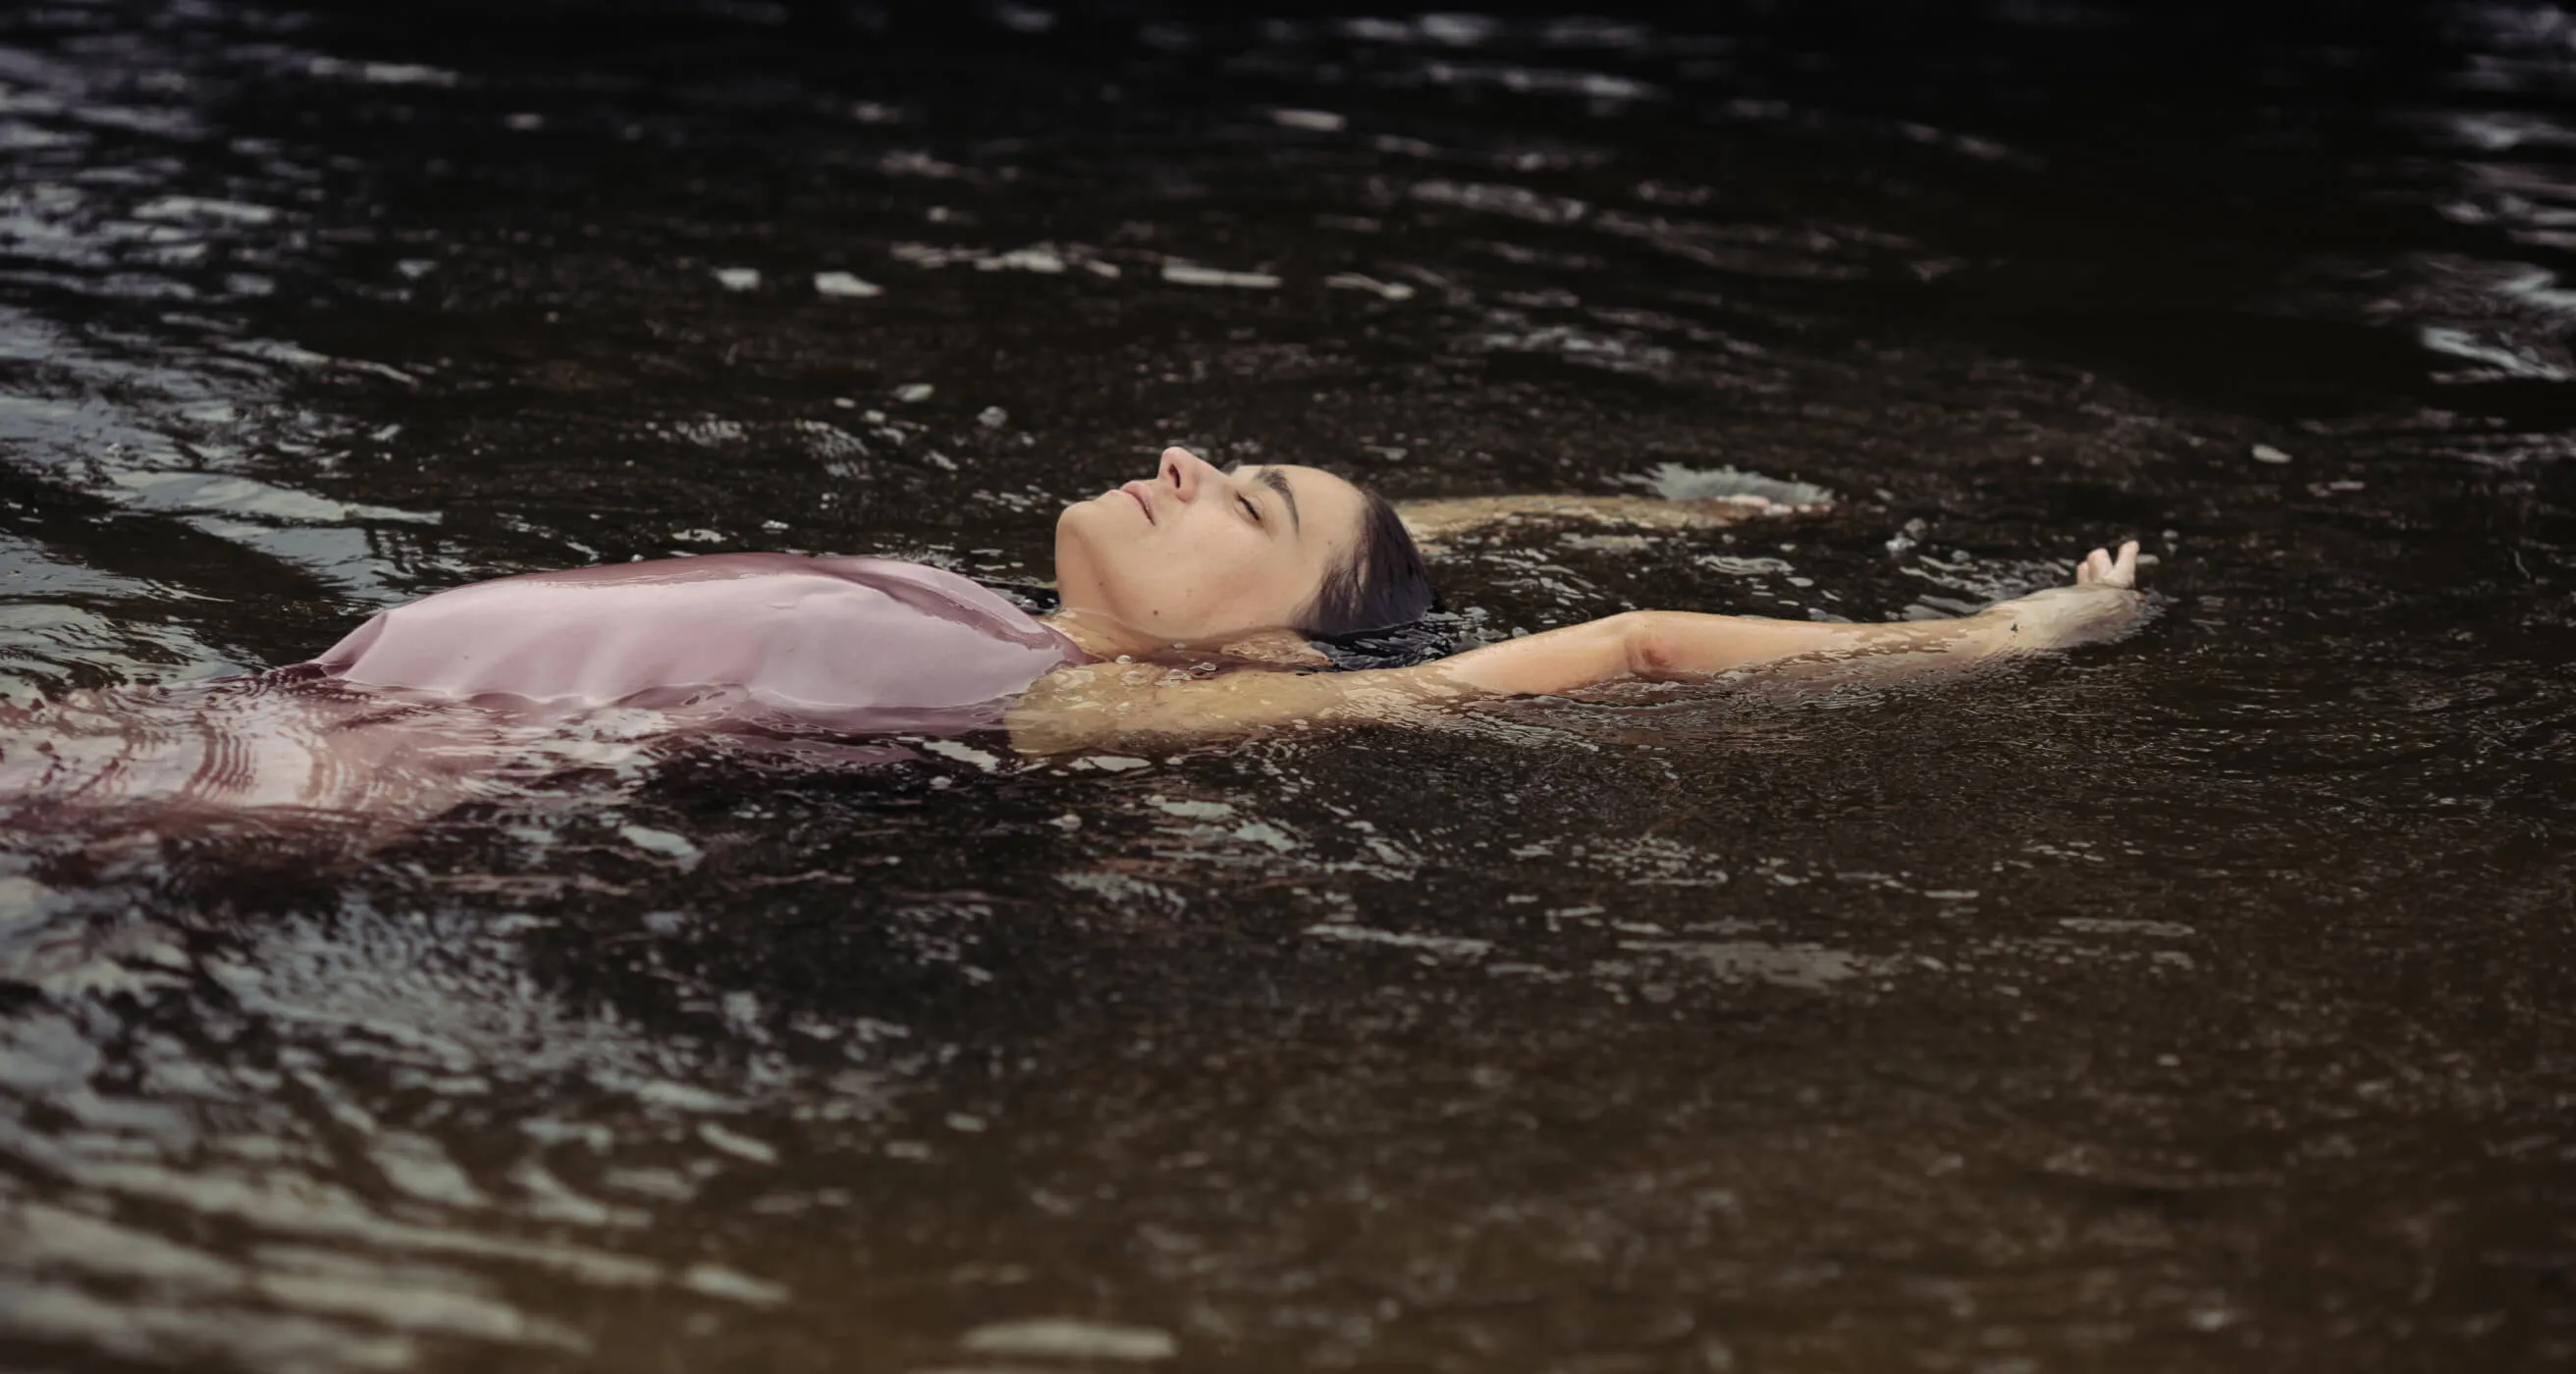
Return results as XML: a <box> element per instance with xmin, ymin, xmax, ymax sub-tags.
<box><xmin>312</xmin><ymin>554</ymin><xmax>1091</xmax><ymax>728</ymax></box>
<box><xmin>3</xmin><ymin>555</ymin><xmax>1080</xmax><ymax>831</ymax></box>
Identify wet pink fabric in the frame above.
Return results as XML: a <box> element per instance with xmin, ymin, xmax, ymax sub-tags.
<box><xmin>312</xmin><ymin>555</ymin><xmax>1090</xmax><ymax>727</ymax></box>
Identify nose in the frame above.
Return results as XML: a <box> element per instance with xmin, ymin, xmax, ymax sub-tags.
<box><xmin>1158</xmin><ymin>446</ymin><xmax>1216</xmax><ymax>502</ymax></box>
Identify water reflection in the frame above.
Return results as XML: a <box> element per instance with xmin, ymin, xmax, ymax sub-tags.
<box><xmin>1</xmin><ymin>0</ymin><xmax>2573</xmax><ymax>1370</ymax></box>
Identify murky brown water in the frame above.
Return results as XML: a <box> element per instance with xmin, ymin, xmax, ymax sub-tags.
<box><xmin>1</xmin><ymin>2</ymin><xmax>2572</xmax><ymax>1370</ymax></box>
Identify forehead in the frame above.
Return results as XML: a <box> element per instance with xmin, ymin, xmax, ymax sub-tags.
<box><xmin>1250</xmin><ymin>463</ymin><xmax>1366</xmax><ymax>540</ymax></box>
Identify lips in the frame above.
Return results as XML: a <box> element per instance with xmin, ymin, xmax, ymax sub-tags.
<box><xmin>1119</xmin><ymin>479</ymin><xmax>1158</xmax><ymax>525</ymax></box>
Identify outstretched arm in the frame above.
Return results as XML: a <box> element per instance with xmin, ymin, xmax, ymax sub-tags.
<box><xmin>1444</xmin><ymin>541</ymin><xmax>2143</xmax><ymax>694</ymax></box>
<box><xmin>1006</xmin><ymin>543</ymin><xmax>2148</xmax><ymax>753</ymax></box>
<box><xmin>1397</xmin><ymin>491</ymin><xmax>1822</xmax><ymax>552</ymax></box>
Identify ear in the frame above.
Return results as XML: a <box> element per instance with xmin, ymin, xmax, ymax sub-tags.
<box><xmin>1217</xmin><ymin>629</ymin><xmax>1332</xmax><ymax>667</ymax></box>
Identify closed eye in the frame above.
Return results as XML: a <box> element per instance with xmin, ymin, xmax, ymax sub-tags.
<box><xmin>1225</xmin><ymin>461</ymin><xmax>1296</xmax><ymax>532</ymax></box>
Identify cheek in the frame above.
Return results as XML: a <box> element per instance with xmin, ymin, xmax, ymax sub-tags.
<box><xmin>1086</xmin><ymin>534</ymin><xmax>1187</xmax><ymax>621</ymax></box>
<box><xmin>1095</xmin><ymin>519</ymin><xmax>1292</xmax><ymax>631</ymax></box>
<box><xmin>1197</xmin><ymin>538</ymin><xmax>1315</xmax><ymax>629</ymax></box>
<box><xmin>1194</xmin><ymin>527</ymin><xmax>1278</xmax><ymax>593</ymax></box>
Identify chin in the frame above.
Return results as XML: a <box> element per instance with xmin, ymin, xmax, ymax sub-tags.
<box><xmin>1051</xmin><ymin>524</ymin><xmax>1110</xmax><ymax>608</ymax></box>
<box><xmin>1057</xmin><ymin>493</ymin><xmax>1128</xmax><ymax>540</ymax></box>
<box><xmin>1053</xmin><ymin>503</ymin><xmax>1100</xmax><ymax>565</ymax></box>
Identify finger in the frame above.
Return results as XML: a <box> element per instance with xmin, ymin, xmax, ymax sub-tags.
<box><xmin>2115</xmin><ymin>540</ymin><xmax>2139</xmax><ymax>587</ymax></box>
<box><xmin>2076</xmin><ymin>555</ymin><xmax>2094</xmax><ymax>585</ymax></box>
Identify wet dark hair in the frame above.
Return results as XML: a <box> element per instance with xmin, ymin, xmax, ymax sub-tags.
<box><xmin>1299</xmin><ymin>486</ymin><xmax>1436</xmax><ymax>638</ymax></box>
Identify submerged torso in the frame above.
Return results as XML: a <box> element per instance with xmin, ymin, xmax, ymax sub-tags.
<box><xmin>314</xmin><ymin>554</ymin><xmax>1091</xmax><ymax>729</ymax></box>
<box><xmin>0</xmin><ymin>555</ymin><xmax>1088</xmax><ymax>828</ymax></box>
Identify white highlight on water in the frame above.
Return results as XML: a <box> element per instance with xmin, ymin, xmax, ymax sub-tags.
<box><xmin>814</xmin><ymin>270</ymin><xmax>883</xmax><ymax>297</ymax></box>
<box><xmin>960</xmin><ymin>1317</ymin><xmax>1178</xmax><ymax>1361</ymax></box>
<box><xmin>1305</xmin><ymin>924</ymin><xmax>1494</xmax><ymax>959</ymax></box>
<box><xmin>1325</xmin><ymin>272</ymin><xmax>1416</xmax><ymax>300</ymax></box>
<box><xmin>922</xmin><ymin>739</ymin><xmax>1003</xmax><ymax>772</ymax></box>
<box><xmin>305</xmin><ymin>57</ymin><xmax>458</xmax><ymax>87</ymax></box>
<box><xmin>1268</xmin><ymin>107</ymin><xmax>1346</xmax><ymax>132</ymax></box>
<box><xmin>133</xmin><ymin>194</ymin><xmax>277</xmax><ymax>225</ymax></box>
<box><xmin>1160</xmin><ymin>262</ymin><xmax>1280</xmax><ymax>290</ymax></box>
<box><xmin>679</xmin><ymin>1263</ymin><xmax>787</xmax><ymax>1308</ymax></box>
<box><xmin>616</xmin><ymin>824</ymin><xmax>702</xmax><ymax>868</ymax></box>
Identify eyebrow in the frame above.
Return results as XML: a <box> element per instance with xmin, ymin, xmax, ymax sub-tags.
<box><xmin>1232</xmin><ymin>464</ymin><xmax>1302</xmax><ymax>533</ymax></box>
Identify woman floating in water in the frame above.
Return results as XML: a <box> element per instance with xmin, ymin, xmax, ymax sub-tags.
<box><xmin>0</xmin><ymin>448</ymin><xmax>2146</xmax><ymax>830</ymax></box>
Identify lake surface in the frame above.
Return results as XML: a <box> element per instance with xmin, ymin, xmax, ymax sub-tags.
<box><xmin>1</xmin><ymin>2</ymin><xmax>2571</xmax><ymax>1369</ymax></box>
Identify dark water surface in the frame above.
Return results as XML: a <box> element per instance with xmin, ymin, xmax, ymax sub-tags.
<box><xmin>2</xmin><ymin>2</ymin><xmax>2572</xmax><ymax>1369</ymax></box>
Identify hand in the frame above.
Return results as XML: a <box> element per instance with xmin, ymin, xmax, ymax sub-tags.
<box><xmin>2074</xmin><ymin>540</ymin><xmax>2140</xmax><ymax>590</ymax></box>
<box><xmin>1984</xmin><ymin>539</ymin><xmax>2150</xmax><ymax>650</ymax></box>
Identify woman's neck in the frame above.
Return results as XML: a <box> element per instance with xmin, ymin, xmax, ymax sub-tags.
<box><xmin>1043</xmin><ymin>612</ymin><xmax>1332</xmax><ymax>669</ymax></box>
<box><xmin>1042</xmin><ymin>611</ymin><xmax>1155</xmax><ymax>661</ymax></box>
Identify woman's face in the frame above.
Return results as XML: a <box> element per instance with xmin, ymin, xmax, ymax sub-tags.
<box><xmin>1054</xmin><ymin>447</ymin><xmax>1367</xmax><ymax>647</ymax></box>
